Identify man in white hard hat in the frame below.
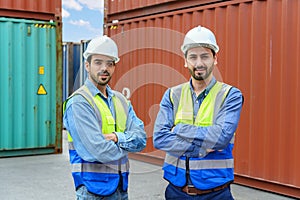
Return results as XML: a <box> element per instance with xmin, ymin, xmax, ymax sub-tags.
<box><xmin>63</xmin><ymin>35</ymin><xmax>146</xmax><ymax>199</ymax></box>
<box><xmin>153</xmin><ymin>26</ymin><xmax>243</xmax><ymax>199</ymax></box>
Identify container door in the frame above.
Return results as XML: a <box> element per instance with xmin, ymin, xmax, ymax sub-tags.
<box><xmin>0</xmin><ymin>17</ymin><xmax>58</xmax><ymax>156</ymax></box>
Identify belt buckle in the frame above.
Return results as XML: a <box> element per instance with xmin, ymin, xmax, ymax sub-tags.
<box><xmin>186</xmin><ymin>185</ymin><xmax>197</xmax><ymax>196</ymax></box>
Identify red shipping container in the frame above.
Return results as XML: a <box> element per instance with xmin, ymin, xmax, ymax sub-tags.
<box><xmin>0</xmin><ymin>0</ymin><xmax>61</xmax><ymax>21</ymax></box>
<box><xmin>105</xmin><ymin>0</ymin><xmax>300</xmax><ymax>198</ymax></box>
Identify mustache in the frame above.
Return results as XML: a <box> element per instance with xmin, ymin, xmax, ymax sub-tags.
<box><xmin>97</xmin><ymin>71</ymin><xmax>110</xmax><ymax>76</ymax></box>
<box><xmin>194</xmin><ymin>66</ymin><xmax>207</xmax><ymax>70</ymax></box>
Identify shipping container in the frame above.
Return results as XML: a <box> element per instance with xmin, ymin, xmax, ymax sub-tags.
<box><xmin>63</xmin><ymin>42</ymin><xmax>80</xmax><ymax>102</ymax></box>
<box><xmin>0</xmin><ymin>0</ymin><xmax>61</xmax><ymax>21</ymax></box>
<box><xmin>0</xmin><ymin>17</ymin><xmax>62</xmax><ymax>157</ymax></box>
<box><xmin>62</xmin><ymin>42</ymin><xmax>88</xmax><ymax>102</ymax></box>
<box><xmin>105</xmin><ymin>0</ymin><xmax>300</xmax><ymax>198</ymax></box>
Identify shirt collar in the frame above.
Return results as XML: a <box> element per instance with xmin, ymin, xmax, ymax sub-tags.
<box><xmin>189</xmin><ymin>76</ymin><xmax>217</xmax><ymax>98</ymax></box>
<box><xmin>84</xmin><ymin>79</ymin><xmax>114</xmax><ymax>98</ymax></box>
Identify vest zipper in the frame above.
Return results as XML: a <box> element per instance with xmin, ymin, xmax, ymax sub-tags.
<box><xmin>118</xmin><ymin>159</ymin><xmax>123</xmax><ymax>189</ymax></box>
<box><xmin>185</xmin><ymin>156</ymin><xmax>190</xmax><ymax>186</ymax></box>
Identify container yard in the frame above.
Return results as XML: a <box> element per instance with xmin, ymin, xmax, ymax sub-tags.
<box><xmin>1</xmin><ymin>0</ymin><xmax>299</xmax><ymax>199</ymax></box>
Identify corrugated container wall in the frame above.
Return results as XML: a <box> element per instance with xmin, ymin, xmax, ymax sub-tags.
<box><xmin>62</xmin><ymin>42</ymin><xmax>88</xmax><ymax>102</ymax></box>
<box><xmin>0</xmin><ymin>18</ymin><xmax>61</xmax><ymax>156</ymax></box>
<box><xmin>105</xmin><ymin>0</ymin><xmax>300</xmax><ymax>198</ymax></box>
<box><xmin>0</xmin><ymin>0</ymin><xmax>61</xmax><ymax>21</ymax></box>
<box><xmin>106</xmin><ymin>0</ymin><xmax>222</xmax><ymax>20</ymax></box>
<box><xmin>0</xmin><ymin>0</ymin><xmax>62</xmax><ymax>157</ymax></box>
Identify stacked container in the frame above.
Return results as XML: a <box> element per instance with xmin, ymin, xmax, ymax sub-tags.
<box><xmin>62</xmin><ymin>42</ymin><xmax>89</xmax><ymax>102</ymax></box>
<box><xmin>105</xmin><ymin>0</ymin><xmax>300</xmax><ymax>198</ymax></box>
<box><xmin>0</xmin><ymin>0</ymin><xmax>62</xmax><ymax>156</ymax></box>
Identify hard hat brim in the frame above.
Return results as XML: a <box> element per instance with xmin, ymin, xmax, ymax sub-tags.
<box><xmin>83</xmin><ymin>52</ymin><xmax>120</xmax><ymax>63</ymax></box>
<box><xmin>181</xmin><ymin>43</ymin><xmax>219</xmax><ymax>54</ymax></box>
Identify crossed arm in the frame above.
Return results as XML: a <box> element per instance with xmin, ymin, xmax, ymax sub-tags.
<box><xmin>63</xmin><ymin>95</ymin><xmax>146</xmax><ymax>163</ymax></box>
<box><xmin>153</xmin><ymin>88</ymin><xmax>243</xmax><ymax>157</ymax></box>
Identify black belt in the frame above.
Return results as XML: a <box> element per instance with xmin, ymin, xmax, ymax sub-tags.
<box><xmin>177</xmin><ymin>181</ymin><xmax>233</xmax><ymax>196</ymax></box>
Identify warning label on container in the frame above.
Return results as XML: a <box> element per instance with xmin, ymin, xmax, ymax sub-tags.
<box><xmin>37</xmin><ymin>84</ymin><xmax>47</xmax><ymax>95</ymax></box>
<box><xmin>39</xmin><ymin>66</ymin><xmax>45</xmax><ymax>75</ymax></box>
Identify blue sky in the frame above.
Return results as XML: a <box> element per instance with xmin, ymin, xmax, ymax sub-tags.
<box><xmin>62</xmin><ymin>0</ymin><xmax>104</xmax><ymax>42</ymax></box>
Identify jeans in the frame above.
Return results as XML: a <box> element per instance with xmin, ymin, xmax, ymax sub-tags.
<box><xmin>76</xmin><ymin>185</ymin><xmax>128</xmax><ymax>200</ymax></box>
<box><xmin>165</xmin><ymin>184</ymin><xmax>234</xmax><ymax>200</ymax></box>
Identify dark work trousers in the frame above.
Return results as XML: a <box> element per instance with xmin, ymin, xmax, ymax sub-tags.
<box><xmin>165</xmin><ymin>184</ymin><xmax>234</xmax><ymax>200</ymax></box>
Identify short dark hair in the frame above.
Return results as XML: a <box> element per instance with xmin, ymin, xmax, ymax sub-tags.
<box><xmin>86</xmin><ymin>55</ymin><xmax>92</xmax><ymax>64</ymax></box>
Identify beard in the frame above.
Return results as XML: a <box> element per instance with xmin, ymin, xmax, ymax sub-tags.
<box><xmin>90</xmin><ymin>70</ymin><xmax>111</xmax><ymax>86</ymax></box>
<box><xmin>189</xmin><ymin>65</ymin><xmax>213</xmax><ymax>81</ymax></box>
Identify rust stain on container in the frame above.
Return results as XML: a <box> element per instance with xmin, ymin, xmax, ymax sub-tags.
<box><xmin>0</xmin><ymin>0</ymin><xmax>61</xmax><ymax>21</ymax></box>
<box><xmin>106</xmin><ymin>0</ymin><xmax>300</xmax><ymax>198</ymax></box>
<box><xmin>55</xmin><ymin>16</ymin><xmax>63</xmax><ymax>154</ymax></box>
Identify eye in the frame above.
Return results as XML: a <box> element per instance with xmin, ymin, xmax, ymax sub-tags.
<box><xmin>94</xmin><ymin>60</ymin><xmax>103</xmax><ymax>65</ymax></box>
<box><xmin>106</xmin><ymin>61</ymin><xmax>114</xmax><ymax>68</ymax></box>
<box><xmin>201</xmin><ymin>55</ymin><xmax>210</xmax><ymax>60</ymax></box>
<box><xmin>188</xmin><ymin>56</ymin><xmax>197</xmax><ymax>60</ymax></box>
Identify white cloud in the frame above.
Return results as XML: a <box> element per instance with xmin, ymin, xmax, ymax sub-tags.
<box><xmin>62</xmin><ymin>0</ymin><xmax>83</xmax><ymax>11</ymax></box>
<box><xmin>78</xmin><ymin>0</ymin><xmax>104</xmax><ymax>10</ymax></box>
<box><xmin>69</xmin><ymin>19</ymin><xmax>90</xmax><ymax>26</ymax></box>
<box><xmin>62</xmin><ymin>8</ymin><xmax>70</xmax><ymax>18</ymax></box>
<box><xmin>69</xmin><ymin>19</ymin><xmax>102</xmax><ymax>35</ymax></box>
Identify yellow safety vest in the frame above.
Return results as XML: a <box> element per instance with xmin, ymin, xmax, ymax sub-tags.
<box><xmin>172</xmin><ymin>81</ymin><xmax>230</xmax><ymax>126</ymax></box>
<box><xmin>64</xmin><ymin>85</ymin><xmax>128</xmax><ymax>142</ymax></box>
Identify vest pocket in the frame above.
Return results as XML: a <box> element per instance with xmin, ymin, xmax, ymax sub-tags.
<box><xmin>190</xmin><ymin>169</ymin><xmax>231</xmax><ymax>190</ymax></box>
<box><xmin>83</xmin><ymin>174</ymin><xmax>119</xmax><ymax>196</ymax></box>
<box><xmin>163</xmin><ymin>163</ymin><xmax>186</xmax><ymax>187</ymax></box>
<box><xmin>199</xmin><ymin>169</ymin><xmax>228</xmax><ymax>180</ymax></box>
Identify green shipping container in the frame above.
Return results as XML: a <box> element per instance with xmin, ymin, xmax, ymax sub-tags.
<box><xmin>0</xmin><ymin>17</ymin><xmax>62</xmax><ymax>157</ymax></box>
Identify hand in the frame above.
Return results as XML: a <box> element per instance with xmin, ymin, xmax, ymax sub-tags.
<box><xmin>171</xmin><ymin>123</ymin><xmax>183</xmax><ymax>132</ymax></box>
<box><xmin>104</xmin><ymin>133</ymin><xmax>118</xmax><ymax>143</ymax></box>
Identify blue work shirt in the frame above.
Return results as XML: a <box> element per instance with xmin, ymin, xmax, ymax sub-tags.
<box><xmin>63</xmin><ymin>79</ymin><xmax>146</xmax><ymax>163</ymax></box>
<box><xmin>153</xmin><ymin>77</ymin><xmax>243</xmax><ymax>158</ymax></box>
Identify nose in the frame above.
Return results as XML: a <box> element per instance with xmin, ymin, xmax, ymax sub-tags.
<box><xmin>98</xmin><ymin>63</ymin><xmax>111</xmax><ymax>71</ymax></box>
<box><xmin>99</xmin><ymin>64</ymin><xmax>108</xmax><ymax>70</ymax></box>
<box><xmin>194</xmin><ymin>56</ymin><xmax>203</xmax><ymax>67</ymax></box>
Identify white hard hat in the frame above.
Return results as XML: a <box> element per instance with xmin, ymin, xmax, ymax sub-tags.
<box><xmin>181</xmin><ymin>25</ymin><xmax>219</xmax><ymax>54</ymax></box>
<box><xmin>83</xmin><ymin>35</ymin><xmax>120</xmax><ymax>63</ymax></box>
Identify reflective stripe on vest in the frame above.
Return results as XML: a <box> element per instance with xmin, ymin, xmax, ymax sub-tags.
<box><xmin>165</xmin><ymin>154</ymin><xmax>234</xmax><ymax>170</ymax></box>
<box><xmin>71</xmin><ymin>162</ymin><xmax>130</xmax><ymax>173</ymax></box>
<box><xmin>164</xmin><ymin>81</ymin><xmax>234</xmax><ymax>190</ymax></box>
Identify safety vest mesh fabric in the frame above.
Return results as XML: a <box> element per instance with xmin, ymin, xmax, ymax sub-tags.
<box><xmin>164</xmin><ymin>81</ymin><xmax>235</xmax><ymax>190</ymax></box>
<box><xmin>63</xmin><ymin>85</ymin><xmax>129</xmax><ymax>196</ymax></box>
